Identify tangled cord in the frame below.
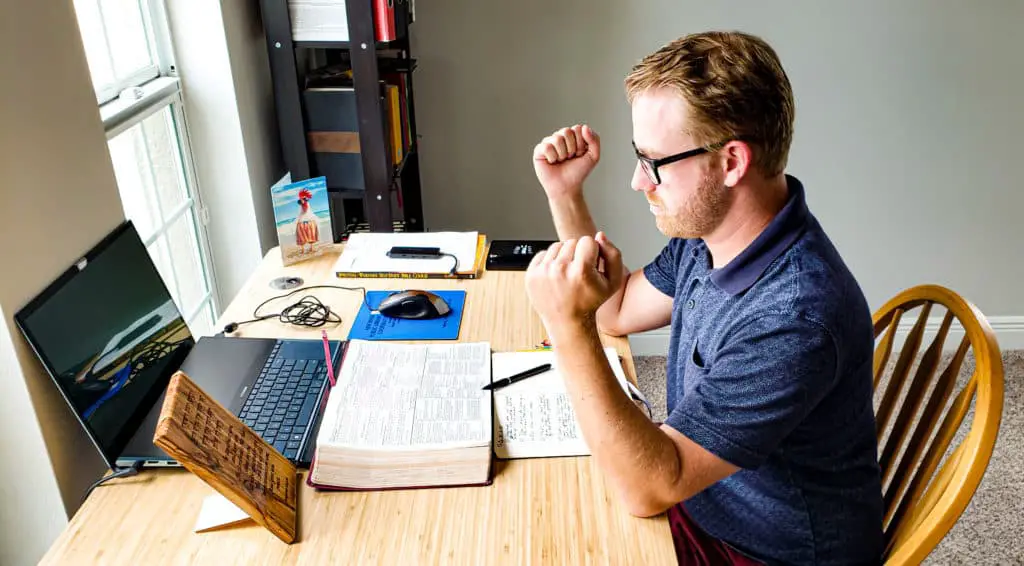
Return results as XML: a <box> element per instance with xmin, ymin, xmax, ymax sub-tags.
<box><xmin>222</xmin><ymin>285</ymin><xmax>373</xmax><ymax>334</ymax></box>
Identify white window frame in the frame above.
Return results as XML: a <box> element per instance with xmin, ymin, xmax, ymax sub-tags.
<box><xmin>88</xmin><ymin>0</ymin><xmax>220</xmax><ymax>331</ymax></box>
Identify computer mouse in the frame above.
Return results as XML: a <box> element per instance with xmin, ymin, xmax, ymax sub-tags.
<box><xmin>376</xmin><ymin>290</ymin><xmax>451</xmax><ymax>320</ymax></box>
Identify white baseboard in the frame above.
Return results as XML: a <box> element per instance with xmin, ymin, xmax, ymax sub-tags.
<box><xmin>628</xmin><ymin>316</ymin><xmax>1024</xmax><ymax>357</ymax></box>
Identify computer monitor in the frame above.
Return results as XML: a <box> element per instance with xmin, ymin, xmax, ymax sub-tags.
<box><xmin>14</xmin><ymin>220</ymin><xmax>195</xmax><ymax>469</ymax></box>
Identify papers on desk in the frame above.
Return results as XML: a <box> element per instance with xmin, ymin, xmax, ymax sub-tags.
<box><xmin>333</xmin><ymin>231</ymin><xmax>487</xmax><ymax>279</ymax></box>
<box><xmin>491</xmin><ymin>348</ymin><xmax>631</xmax><ymax>459</ymax></box>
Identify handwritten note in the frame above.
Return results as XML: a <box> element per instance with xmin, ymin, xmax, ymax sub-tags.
<box><xmin>153</xmin><ymin>371</ymin><xmax>298</xmax><ymax>543</ymax></box>
<box><xmin>491</xmin><ymin>348</ymin><xmax>631</xmax><ymax>459</ymax></box>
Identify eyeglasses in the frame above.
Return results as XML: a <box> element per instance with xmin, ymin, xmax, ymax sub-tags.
<box><xmin>632</xmin><ymin>140</ymin><xmax>724</xmax><ymax>185</ymax></box>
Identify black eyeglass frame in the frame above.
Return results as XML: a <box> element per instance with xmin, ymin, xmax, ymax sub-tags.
<box><xmin>632</xmin><ymin>140</ymin><xmax>727</xmax><ymax>185</ymax></box>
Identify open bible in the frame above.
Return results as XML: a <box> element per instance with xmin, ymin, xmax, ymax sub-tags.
<box><xmin>307</xmin><ymin>339</ymin><xmax>493</xmax><ymax>490</ymax></box>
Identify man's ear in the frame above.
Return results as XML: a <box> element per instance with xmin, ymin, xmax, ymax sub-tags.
<box><xmin>721</xmin><ymin>140</ymin><xmax>752</xmax><ymax>188</ymax></box>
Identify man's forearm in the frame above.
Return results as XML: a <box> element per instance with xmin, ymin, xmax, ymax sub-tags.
<box><xmin>595</xmin><ymin>270</ymin><xmax>629</xmax><ymax>335</ymax></box>
<box><xmin>546</xmin><ymin>195</ymin><xmax>628</xmax><ymax>334</ymax></box>
<box><xmin>547</xmin><ymin>320</ymin><xmax>683</xmax><ymax>516</ymax></box>
<box><xmin>548</xmin><ymin>195</ymin><xmax>597</xmax><ymax>240</ymax></box>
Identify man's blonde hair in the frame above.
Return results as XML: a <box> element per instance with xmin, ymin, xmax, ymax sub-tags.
<box><xmin>625</xmin><ymin>31</ymin><xmax>795</xmax><ymax>177</ymax></box>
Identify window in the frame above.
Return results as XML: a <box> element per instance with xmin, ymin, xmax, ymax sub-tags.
<box><xmin>73</xmin><ymin>0</ymin><xmax>218</xmax><ymax>336</ymax></box>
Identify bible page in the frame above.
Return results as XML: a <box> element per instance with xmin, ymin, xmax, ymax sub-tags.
<box><xmin>316</xmin><ymin>339</ymin><xmax>492</xmax><ymax>450</ymax></box>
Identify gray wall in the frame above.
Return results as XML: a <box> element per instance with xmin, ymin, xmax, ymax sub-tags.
<box><xmin>0</xmin><ymin>1</ymin><xmax>286</xmax><ymax>563</ymax></box>
<box><xmin>410</xmin><ymin>0</ymin><xmax>1024</xmax><ymax>325</ymax></box>
<box><xmin>0</xmin><ymin>0</ymin><xmax>125</xmax><ymax>562</ymax></box>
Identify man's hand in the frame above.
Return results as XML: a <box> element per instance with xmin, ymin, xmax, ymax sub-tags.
<box><xmin>594</xmin><ymin>231</ymin><xmax>626</xmax><ymax>293</ymax></box>
<box><xmin>533</xmin><ymin>125</ymin><xmax>601</xmax><ymax>201</ymax></box>
<box><xmin>525</xmin><ymin>235</ymin><xmax>624</xmax><ymax>334</ymax></box>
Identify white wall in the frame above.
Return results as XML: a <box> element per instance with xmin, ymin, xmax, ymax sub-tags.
<box><xmin>165</xmin><ymin>0</ymin><xmax>284</xmax><ymax>313</ymax></box>
<box><xmin>0</xmin><ymin>0</ymin><xmax>126</xmax><ymax>562</ymax></box>
<box><xmin>220</xmin><ymin>0</ymin><xmax>285</xmax><ymax>254</ymax></box>
<box><xmin>410</xmin><ymin>0</ymin><xmax>1024</xmax><ymax>352</ymax></box>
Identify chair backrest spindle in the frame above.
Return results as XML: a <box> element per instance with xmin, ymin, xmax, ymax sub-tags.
<box><xmin>871</xmin><ymin>285</ymin><xmax>1003</xmax><ymax>565</ymax></box>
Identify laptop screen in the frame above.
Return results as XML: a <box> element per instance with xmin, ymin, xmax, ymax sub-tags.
<box><xmin>14</xmin><ymin>221</ymin><xmax>195</xmax><ymax>466</ymax></box>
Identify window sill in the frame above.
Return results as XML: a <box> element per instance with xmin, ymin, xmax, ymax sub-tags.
<box><xmin>100</xmin><ymin>76</ymin><xmax>180</xmax><ymax>138</ymax></box>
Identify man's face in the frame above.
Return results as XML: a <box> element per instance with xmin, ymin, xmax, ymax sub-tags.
<box><xmin>630</xmin><ymin>88</ymin><xmax>731</xmax><ymax>239</ymax></box>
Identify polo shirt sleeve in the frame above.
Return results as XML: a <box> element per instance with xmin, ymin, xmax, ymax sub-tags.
<box><xmin>664</xmin><ymin>314</ymin><xmax>839</xmax><ymax>470</ymax></box>
<box><xmin>643</xmin><ymin>239</ymin><xmax>683</xmax><ymax>297</ymax></box>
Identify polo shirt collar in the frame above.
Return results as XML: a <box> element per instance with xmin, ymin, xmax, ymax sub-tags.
<box><xmin>708</xmin><ymin>174</ymin><xmax>809</xmax><ymax>296</ymax></box>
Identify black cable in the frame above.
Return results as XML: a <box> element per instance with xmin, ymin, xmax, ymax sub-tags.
<box><xmin>81</xmin><ymin>460</ymin><xmax>144</xmax><ymax>504</ymax></box>
<box><xmin>222</xmin><ymin>284</ymin><xmax>374</xmax><ymax>334</ymax></box>
<box><xmin>440</xmin><ymin>252</ymin><xmax>459</xmax><ymax>275</ymax></box>
<box><xmin>128</xmin><ymin>337</ymin><xmax>191</xmax><ymax>380</ymax></box>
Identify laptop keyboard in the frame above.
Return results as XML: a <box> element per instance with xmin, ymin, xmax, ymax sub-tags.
<box><xmin>238</xmin><ymin>343</ymin><xmax>325</xmax><ymax>460</ymax></box>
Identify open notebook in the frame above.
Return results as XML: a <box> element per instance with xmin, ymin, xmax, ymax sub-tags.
<box><xmin>491</xmin><ymin>348</ymin><xmax>631</xmax><ymax>459</ymax></box>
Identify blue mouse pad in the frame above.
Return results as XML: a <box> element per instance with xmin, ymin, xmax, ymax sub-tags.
<box><xmin>347</xmin><ymin>290</ymin><xmax>467</xmax><ymax>341</ymax></box>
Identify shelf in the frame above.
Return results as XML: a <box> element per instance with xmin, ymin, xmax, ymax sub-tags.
<box><xmin>294</xmin><ymin>37</ymin><xmax>410</xmax><ymax>51</ymax></box>
<box><xmin>326</xmin><ymin>187</ymin><xmax>366</xmax><ymax>199</ymax></box>
<box><xmin>263</xmin><ymin>0</ymin><xmax>421</xmax><ymax>233</ymax></box>
<box><xmin>339</xmin><ymin>220</ymin><xmax>409</xmax><ymax>241</ymax></box>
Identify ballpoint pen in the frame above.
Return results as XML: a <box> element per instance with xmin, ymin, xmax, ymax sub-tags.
<box><xmin>482</xmin><ymin>363</ymin><xmax>552</xmax><ymax>391</ymax></box>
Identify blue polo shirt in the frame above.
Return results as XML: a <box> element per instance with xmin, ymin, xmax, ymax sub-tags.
<box><xmin>643</xmin><ymin>176</ymin><xmax>884</xmax><ymax>565</ymax></box>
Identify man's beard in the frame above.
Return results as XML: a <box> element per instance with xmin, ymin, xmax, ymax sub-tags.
<box><xmin>652</xmin><ymin>171</ymin><xmax>731</xmax><ymax>239</ymax></box>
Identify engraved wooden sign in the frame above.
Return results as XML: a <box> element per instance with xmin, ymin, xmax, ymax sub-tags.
<box><xmin>153</xmin><ymin>371</ymin><xmax>298</xmax><ymax>544</ymax></box>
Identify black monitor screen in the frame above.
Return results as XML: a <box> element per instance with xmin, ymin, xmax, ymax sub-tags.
<box><xmin>14</xmin><ymin>221</ymin><xmax>194</xmax><ymax>466</ymax></box>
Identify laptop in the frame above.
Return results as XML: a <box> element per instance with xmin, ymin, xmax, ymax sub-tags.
<box><xmin>13</xmin><ymin>220</ymin><xmax>343</xmax><ymax>470</ymax></box>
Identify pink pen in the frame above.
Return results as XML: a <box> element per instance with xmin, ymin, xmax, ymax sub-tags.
<box><xmin>321</xmin><ymin>330</ymin><xmax>337</xmax><ymax>387</ymax></box>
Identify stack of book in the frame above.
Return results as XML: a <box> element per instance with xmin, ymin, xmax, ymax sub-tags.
<box><xmin>333</xmin><ymin>231</ymin><xmax>488</xmax><ymax>279</ymax></box>
<box><xmin>288</xmin><ymin>0</ymin><xmax>414</xmax><ymax>43</ymax></box>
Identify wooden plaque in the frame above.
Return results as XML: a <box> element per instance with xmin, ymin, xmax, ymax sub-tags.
<box><xmin>153</xmin><ymin>371</ymin><xmax>298</xmax><ymax>544</ymax></box>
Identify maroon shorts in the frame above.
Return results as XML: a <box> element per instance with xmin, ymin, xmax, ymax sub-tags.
<box><xmin>668</xmin><ymin>504</ymin><xmax>765</xmax><ymax>565</ymax></box>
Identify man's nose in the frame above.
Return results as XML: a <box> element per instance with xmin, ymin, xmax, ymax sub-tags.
<box><xmin>630</xmin><ymin>162</ymin><xmax>655</xmax><ymax>193</ymax></box>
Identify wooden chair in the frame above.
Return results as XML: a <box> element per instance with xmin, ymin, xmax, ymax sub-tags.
<box><xmin>873</xmin><ymin>284</ymin><xmax>1004</xmax><ymax>565</ymax></box>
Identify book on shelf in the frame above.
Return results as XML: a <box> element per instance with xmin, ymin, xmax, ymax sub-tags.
<box><xmin>384</xmin><ymin>83</ymin><xmax>403</xmax><ymax>165</ymax></box>
<box><xmin>287</xmin><ymin>0</ymin><xmax>411</xmax><ymax>43</ymax></box>
<box><xmin>303</xmin><ymin>67</ymin><xmax>413</xmax><ymax>193</ymax></box>
<box><xmin>288</xmin><ymin>0</ymin><xmax>349</xmax><ymax>43</ymax></box>
<box><xmin>333</xmin><ymin>231</ymin><xmax>487</xmax><ymax>279</ymax></box>
<box><xmin>307</xmin><ymin>340</ymin><xmax>493</xmax><ymax>490</ymax></box>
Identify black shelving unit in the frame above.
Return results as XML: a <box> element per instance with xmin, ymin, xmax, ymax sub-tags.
<box><xmin>259</xmin><ymin>0</ymin><xmax>424</xmax><ymax>238</ymax></box>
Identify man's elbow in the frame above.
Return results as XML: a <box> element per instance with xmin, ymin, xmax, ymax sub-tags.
<box><xmin>622</xmin><ymin>491</ymin><xmax>675</xmax><ymax>518</ymax></box>
<box><xmin>596</xmin><ymin>314</ymin><xmax>628</xmax><ymax>337</ymax></box>
<box><xmin>598</xmin><ymin>323</ymin><xmax>628</xmax><ymax>338</ymax></box>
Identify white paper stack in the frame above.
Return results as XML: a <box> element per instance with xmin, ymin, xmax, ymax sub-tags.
<box><xmin>288</xmin><ymin>0</ymin><xmax>349</xmax><ymax>42</ymax></box>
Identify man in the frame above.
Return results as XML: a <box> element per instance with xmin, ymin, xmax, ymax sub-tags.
<box><xmin>524</xmin><ymin>31</ymin><xmax>884</xmax><ymax>565</ymax></box>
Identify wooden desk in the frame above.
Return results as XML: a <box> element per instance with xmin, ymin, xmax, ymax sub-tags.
<box><xmin>41</xmin><ymin>246</ymin><xmax>675</xmax><ymax>565</ymax></box>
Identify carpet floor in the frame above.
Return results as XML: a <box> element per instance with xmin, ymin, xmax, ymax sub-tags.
<box><xmin>633</xmin><ymin>350</ymin><xmax>1024</xmax><ymax>564</ymax></box>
